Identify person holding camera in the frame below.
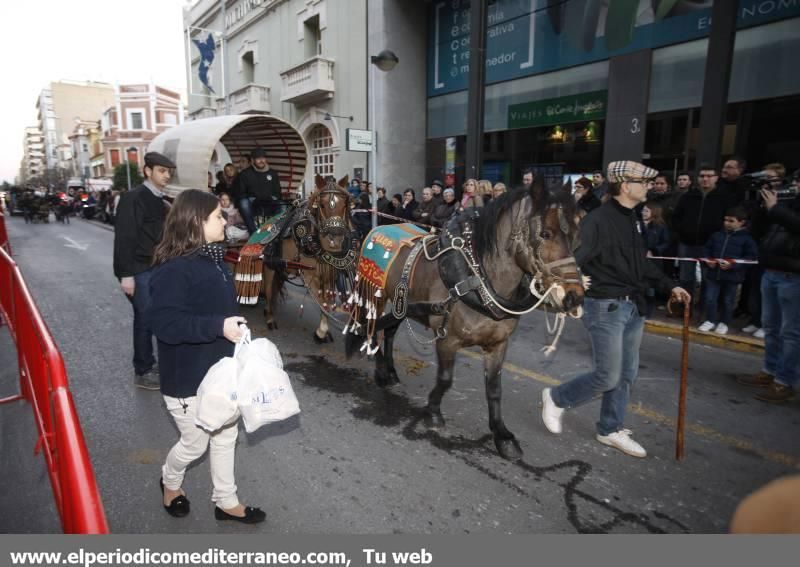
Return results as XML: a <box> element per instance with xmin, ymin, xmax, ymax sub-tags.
<box><xmin>737</xmin><ymin>167</ymin><xmax>800</xmax><ymax>403</ymax></box>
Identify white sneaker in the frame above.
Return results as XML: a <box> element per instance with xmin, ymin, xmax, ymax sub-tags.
<box><xmin>541</xmin><ymin>388</ymin><xmax>564</xmax><ymax>434</ymax></box>
<box><xmin>742</xmin><ymin>324</ymin><xmax>758</xmax><ymax>334</ymax></box>
<box><xmin>596</xmin><ymin>429</ymin><xmax>647</xmax><ymax>458</ymax></box>
<box><xmin>753</xmin><ymin>328</ymin><xmax>765</xmax><ymax>339</ymax></box>
<box><xmin>697</xmin><ymin>320</ymin><xmax>715</xmax><ymax>332</ymax></box>
<box><xmin>714</xmin><ymin>322</ymin><xmax>728</xmax><ymax>335</ymax></box>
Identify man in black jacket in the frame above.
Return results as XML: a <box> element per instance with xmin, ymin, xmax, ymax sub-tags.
<box><xmin>236</xmin><ymin>148</ymin><xmax>283</xmax><ymax>234</ymax></box>
<box><xmin>541</xmin><ymin>161</ymin><xmax>690</xmax><ymax>458</ymax></box>
<box><xmin>113</xmin><ymin>151</ymin><xmax>175</xmax><ymax>389</ymax></box>
<box><xmin>670</xmin><ymin>164</ymin><xmax>731</xmax><ymax>299</ymax></box>
<box><xmin>737</xmin><ymin>176</ymin><xmax>800</xmax><ymax>403</ymax></box>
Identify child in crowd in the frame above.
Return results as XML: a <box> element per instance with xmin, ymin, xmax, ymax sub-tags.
<box><xmin>698</xmin><ymin>207</ymin><xmax>758</xmax><ymax>335</ymax></box>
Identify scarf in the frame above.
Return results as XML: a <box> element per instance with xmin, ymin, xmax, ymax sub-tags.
<box><xmin>199</xmin><ymin>243</ymin><xmax>226</xmax><ymax>266</ymax></box>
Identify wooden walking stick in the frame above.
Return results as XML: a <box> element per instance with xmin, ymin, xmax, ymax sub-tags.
<box><xmin>668</xmin><ymin>298</ymin><xmax>691</xmax><ymax>460</ymax></box>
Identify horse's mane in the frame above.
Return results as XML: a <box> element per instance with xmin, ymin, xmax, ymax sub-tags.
<box><xmin>475</xmin><ymin>177</ymin><xmax>577</xmax><ymax>258</ymax></box>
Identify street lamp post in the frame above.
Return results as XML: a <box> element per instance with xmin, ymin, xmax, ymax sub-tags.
<box><xmin>125</xmin><ymin>146</ymin><xmax>138</xmax><ymax>191</ymax></box>
<box><xmin>369</xmin><ymin>49</ymin><xmax>398</xmax><ymax>228</ymax></box>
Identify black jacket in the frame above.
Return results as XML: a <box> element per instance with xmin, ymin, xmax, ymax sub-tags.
<box><xmin>431</xmin><ymin>200</ymin><xmax>456</xmax><ymax>228</ymax></box>
<box><xmin>704</xmin><ymin>228</ymin><xmax>758</xmax><ymax>283</ymax></box>
<box><xmin>670</xmin><ymin>187</ymin><xmax>730</xmax><ymax>246</ymax></box>
<box><xmin>237</xmin><ymin>166</ymin><xmax>282</xmax><ymax>203</ymax></box>
<box><xmin>577</xmin><ymin>192</ymin><xmax>601</xmax><ymax>214</ymax></box>
<box><xmin>576</xmin><ymin>199</ymin><xmax>675</xmax><ymax>314</ymax></box>
<box><xmin>412</xmin><ymin>199</ymin><xmax>437</xmax><ymax>226</ymax></box>
<box><xmin>759</xmin><ymin>196</ymin><xmax>800</xmax><ymax>274</ymax></box>
<box><xmin>113</xmin><ymin>184</ymin><xmax>167</xmax><ymax>278</ymax></box>
<box><xmin>147</xmin><ymin>252</ymin><xmax>238</xmax><ymax>398</ymax></box>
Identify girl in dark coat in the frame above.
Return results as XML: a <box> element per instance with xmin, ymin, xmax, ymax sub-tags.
<box><xmin>148</xmin><ymin>189</ymin><xmax>266</xmax><ymax>524</ymax></box>
<box><xmin>641</xmin><ymin>203</ymin><xmax>671</xmax><ymax>317</ymax></box>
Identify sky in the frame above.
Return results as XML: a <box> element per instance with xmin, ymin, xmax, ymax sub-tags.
<box><xmin>0</xmin><ymin>0</ymin><xmax>192</xmax><ymax>183</ymax></box>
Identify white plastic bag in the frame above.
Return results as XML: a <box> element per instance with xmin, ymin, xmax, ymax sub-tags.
<box><xmin>235</xmin><ymin>329</ymin><xmax>299</xmax><ymax>433</ymax></box>
<box><xmin>195</xmin><ymin>356</ymin><xmax>240</xmax><ymax>432</ymax></box>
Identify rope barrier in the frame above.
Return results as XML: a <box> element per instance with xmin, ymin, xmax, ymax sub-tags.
<box><xmin>648</xmin><ymin>255</ymin><xmax>757</xmax><ymax>265</ymax></box>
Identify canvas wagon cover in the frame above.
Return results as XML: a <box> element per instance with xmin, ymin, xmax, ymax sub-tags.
<box><xmin>147</xmin><ymin>115</ymin><xmax>309</xmax><ymax>199</ymax></box>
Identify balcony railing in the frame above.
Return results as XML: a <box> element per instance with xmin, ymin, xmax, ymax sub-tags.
<box><xmin>189</xmin><ymin>107</ymin><xmax>218</xmax><ymax>121</ymax></box>
<box><xmin>280</xmin><ymin>56</ymin><xmax>335</xmax><ymax>105</ymax></box>
<box><xmin>228</xmin><ymin>83</ymin><xmax>271</xmax><ymax>114</ymax></box>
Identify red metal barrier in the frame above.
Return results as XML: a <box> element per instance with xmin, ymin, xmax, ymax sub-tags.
<box><xmin>0</xmin><ymin>243</ymin><xmax>109</xmax><ymax>534</ymax></box>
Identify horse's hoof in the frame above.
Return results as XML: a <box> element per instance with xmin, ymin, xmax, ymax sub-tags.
<box><xmin>324</xmin><ymin>331</ymin><xmax>334</xmax><ymax>343</ymax></box>
<box><xmin>495</xmin><ymin>437</ymin><xmax>523</xmax><ymax>461</ymax></box>
<box><xmin>386</xmin><ymin>370</ymin><xmax>400</xmax><ymax>385</ymax></box>
<box><xmin>423</xmin><ymin>409</ymin><xmax>445</xmax><ymax>429</ymax></box>
<box><xmin>267</xmin><ymin>321</ymin><xmax>277</xmax><ymax>331</ymax></box>
<box><xmin>312</xmin><ymin>331</ymin><xmax>330</xmax><ymax>344</ymax></box>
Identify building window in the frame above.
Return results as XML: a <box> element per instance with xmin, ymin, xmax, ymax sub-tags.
<box><xmin>131</xmin><ymin>112</ymin><xmax>143</xmax><ymax>130</ymax></box>
<box><xmin>82</xmin><ymin>143</ymin><xmax>88</xmax><ymax>152</ymax></box>
<box><xmin>304</xmin><ymin>15</ymin><xmax>322</xmax><ymax>59</ymax></box>
<box><xmin>242</xmin><ymin>51</ymin><xmax>255</xmax><ymax>83</ymax></box>
<box><xmin>310</xmin><ymin>124</ymin><xmax>335</xmax><ymax>177</ymax></box>
<box><xmin>110</xmin><ymin>149</ymin><xmax>120</xmax><ymax>167</ymax></box>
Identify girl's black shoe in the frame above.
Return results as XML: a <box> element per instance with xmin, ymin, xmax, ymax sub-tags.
<box><xmin>214</xmin><ymin>505</ymin><xmax>266</xmax><ymax>524</ymax></box>
<box><xmin>160</xmin><ymin>477</ymin><xmax>190</xmax><ymax>518</ymax></box>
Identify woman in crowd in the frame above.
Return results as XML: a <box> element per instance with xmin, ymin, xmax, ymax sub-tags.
<box><xmin>477</xmin><ymin>179</ymin><xmax>494</xmax><ymax>203</ymax></box>
<box><xmin>398</xmin><ymin>188</ymin><xmax>418</xmax><ymax>221</ymax></box>
<box><xmin>459</xmin><ymin>178</ymin><xmax>484</xmax><ymax>211</ymax></box>
<box><xmin>573</xmin><ymin>176</ymin><xmax>601</xmax><ymax>215</ymax></box>
<box><xmin>148</xmin><ymin>189</ymin><xmax>266</xmax><ymax>524</ymax></box>
<box><xmin>492</xmin><ymin>182</ymin><xmax>507</xmax><ymax>200</ymax></box>
<box><xmin>431</xmin><ymin>187</ymin><xmax>457</xmax><ymax>228</ymax></box>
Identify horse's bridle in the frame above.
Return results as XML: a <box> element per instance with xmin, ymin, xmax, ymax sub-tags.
<box><xmin>506</xmin><ymin>198</ymin><xmax>582</xmax><ymax>301</ymax></box>
<box><xmin>313</xmin><ymin>183</ymin><xmax>350</xmax><ymax>236</ymax></box>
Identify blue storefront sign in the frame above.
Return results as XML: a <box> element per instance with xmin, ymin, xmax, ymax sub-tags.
<box><xmin>427</xmin><ymin>0</ymin><xmax>800</xmax><ymax>97</ymax></box>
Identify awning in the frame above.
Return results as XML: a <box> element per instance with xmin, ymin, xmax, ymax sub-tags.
<box><xmin>147</xmin><ymin>115</ymin><xmax>309</xmax><ymax>199</ymax></box>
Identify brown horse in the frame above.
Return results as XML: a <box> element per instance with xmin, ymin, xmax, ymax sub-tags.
<box><xmin>345</xmin><ymin>183</ymin><xmax>584</xmax><ymax>460</ymax></box>
<box><xmin>262</xmin><ymin>174</ymin><xmax>359</xmax><ymax>342</ymax></box>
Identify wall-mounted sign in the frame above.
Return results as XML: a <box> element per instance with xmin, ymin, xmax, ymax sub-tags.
<box><xmin>508</xmin><ymin>90</ymin><xmax>607</xmax><ymax>130</ymax></box>
<box><xmin>346</xmin><ymin>129</ymin><xmax>374</xmax><ymax>152</ymax></box>
<box><xmin>427</xmin><ymin>0</ymin><xmax>800</xmax><ymax>97</ymax></box>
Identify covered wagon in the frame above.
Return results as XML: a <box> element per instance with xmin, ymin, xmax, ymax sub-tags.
<box><xmin>147</xmin><ymin>114</ymin><xmax>309</xmax><ymax>199</ymax></box>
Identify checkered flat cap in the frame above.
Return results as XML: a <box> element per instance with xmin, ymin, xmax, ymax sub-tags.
<box><xmin>607</xmin><ymin>161</ymin><xmax>658</xmax><ymax>183</ymax></box>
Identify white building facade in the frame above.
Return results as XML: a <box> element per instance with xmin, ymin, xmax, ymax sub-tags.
<box><xmin>184</xmin><ymin>0</ymin><xmax>426</xmax><ymax>195</ymax></box>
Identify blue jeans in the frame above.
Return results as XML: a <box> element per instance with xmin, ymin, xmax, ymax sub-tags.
<box><xmin>678</xmin><ymin>243</ymin><xmax>705</xmax><ymax>297</ymax></box>
<box><xmin>761</xmin><ymin>270</ymin><xmax>800</xmax><ymax>389</ymax></box>
<box><xmin>238</xmin><ymin>197</ymin><xmax>283</xmax><ymax>234</ymax></box>
<box><xmin>551</xmin><ymin>298</ymin><xmax>645</xmax><ymax>435</ymax></box>
<box><xmin>703</xmin><ymin>278</ymin><xmax>737</xmax><ymax>324</ymax></box>
<box><xmin>238</xmin><ymin>197</ymin><xmax>258</xmax><ymax>234</ymax></box>
<box><xmin>129</xmin><ymin>269</ymin><xmax>156</xmax><ymax>375</ymax></box>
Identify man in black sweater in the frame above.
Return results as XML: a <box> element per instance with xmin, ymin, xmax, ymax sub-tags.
<box><xmin>113</xmin><ymin>151</ymin><xmax>175</xmax><ymax>390</ymax></box>
<box><xmin>236</xmin><ymin>148</ymin><xmax>283</xmax><ymax>234</ymax></box>
<box><xmin>541</xmin><ymin>161</ymin><xmax>691</xmax><ymax>458</ymax></box>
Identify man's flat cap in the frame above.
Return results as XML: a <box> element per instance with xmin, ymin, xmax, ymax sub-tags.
<box><xmin>431</xmin><ymin>179</ymin><xmax>444</xmax><ymax>188</ymax></box>
<box><xmin>144</xmin><ymin>152</ymin><xmax>176</xmax><ymax>169</ymax></box>
<box><xmin>251</xmin><ymin>148</ymin><xmax>267</xmax><ymax>159</ymax></box>
<box><xmin>607</xmin><ymin>160</ymin><xmax>658</xmax><ymax>183</ymax></box>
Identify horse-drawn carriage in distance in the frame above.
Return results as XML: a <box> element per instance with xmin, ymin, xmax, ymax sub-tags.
<box><xmin>148</xmin><ymin>115</ymin><xmax>360</xmax><ymax>343</ymax></box>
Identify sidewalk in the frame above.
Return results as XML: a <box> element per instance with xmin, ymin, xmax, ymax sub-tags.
<box><xmin>644</xmin><ymin>305</ymin><xmax>764</xmax><ymax>354</ymax></box>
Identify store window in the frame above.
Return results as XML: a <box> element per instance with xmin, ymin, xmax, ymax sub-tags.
<box><xmin>310</xmin><ymin>124</ymin><xmax>335</xmax><ymax>177</ymax></box>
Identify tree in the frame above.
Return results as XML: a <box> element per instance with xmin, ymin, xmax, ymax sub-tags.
<box><xmin>113</xmin><ymin>162</ymin><xmax>143</xmax><ymax>191</ymax></box>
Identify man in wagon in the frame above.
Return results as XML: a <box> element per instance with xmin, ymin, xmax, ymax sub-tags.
<box><xmin>236</xmin><ymin>148</ymin><xmax>283</xmax><ymax>234</ymax></box>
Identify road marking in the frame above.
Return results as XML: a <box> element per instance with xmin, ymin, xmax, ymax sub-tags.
<box><xmin>62</xmin><ymin>236</ymin><xmax>88</xmax><ymax>251</ymax></box>
<box><xmin>457</xmin><ymin>348</ymin><xmax>798</xmax><ymax>467</ymax></box>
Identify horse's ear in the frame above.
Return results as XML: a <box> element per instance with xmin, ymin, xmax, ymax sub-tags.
<box><xmin>315</xmin><ymin>174</ymin><xmax>325</xmax><ymax>189</ymax></box>
<box><xmin>338</xmin><ymin>174</ymin><xmax>349</xmax><ymax>188</ymax></box>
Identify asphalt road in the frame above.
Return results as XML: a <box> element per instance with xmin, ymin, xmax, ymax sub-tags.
<box><xmin>1</xmin><ymin>215</ymin><xmax>797</xmax><ymax>533</ymax></box>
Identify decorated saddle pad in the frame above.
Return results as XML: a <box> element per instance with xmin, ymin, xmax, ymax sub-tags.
<box><xmin>233</xmin><ymin>212</ymin><xmax>289</xmax><ymax>305</ymax></box>
<box><xmin>357</xmin><ymin>223</ymin><xmax>428</xmax><ymax>291</ymax></box>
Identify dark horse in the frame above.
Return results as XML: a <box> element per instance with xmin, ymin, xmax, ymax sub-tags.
<box><xmin>262</xmin><ymin>174</ymin><xmax>359</xmax><ymax>342</ymax></box>
<box><xmin>345</xmin><ymin>182</ymin><xmax>584</xmax><ymax>460</ymax></box>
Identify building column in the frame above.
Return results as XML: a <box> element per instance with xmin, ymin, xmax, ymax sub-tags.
<box><xmin>601</xmin><ymin>49</ymin><xmax>652</xmax><ymax>168</ymax></box>
<box><xmin>368</xmin><ymin>0</ymin><xmax>427</xmax><ymax>193</ymax></box>
<box><xmin>696</xmin><ymin>1</ymin><xmax>738</xmax><ymax>167</ymax></box>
